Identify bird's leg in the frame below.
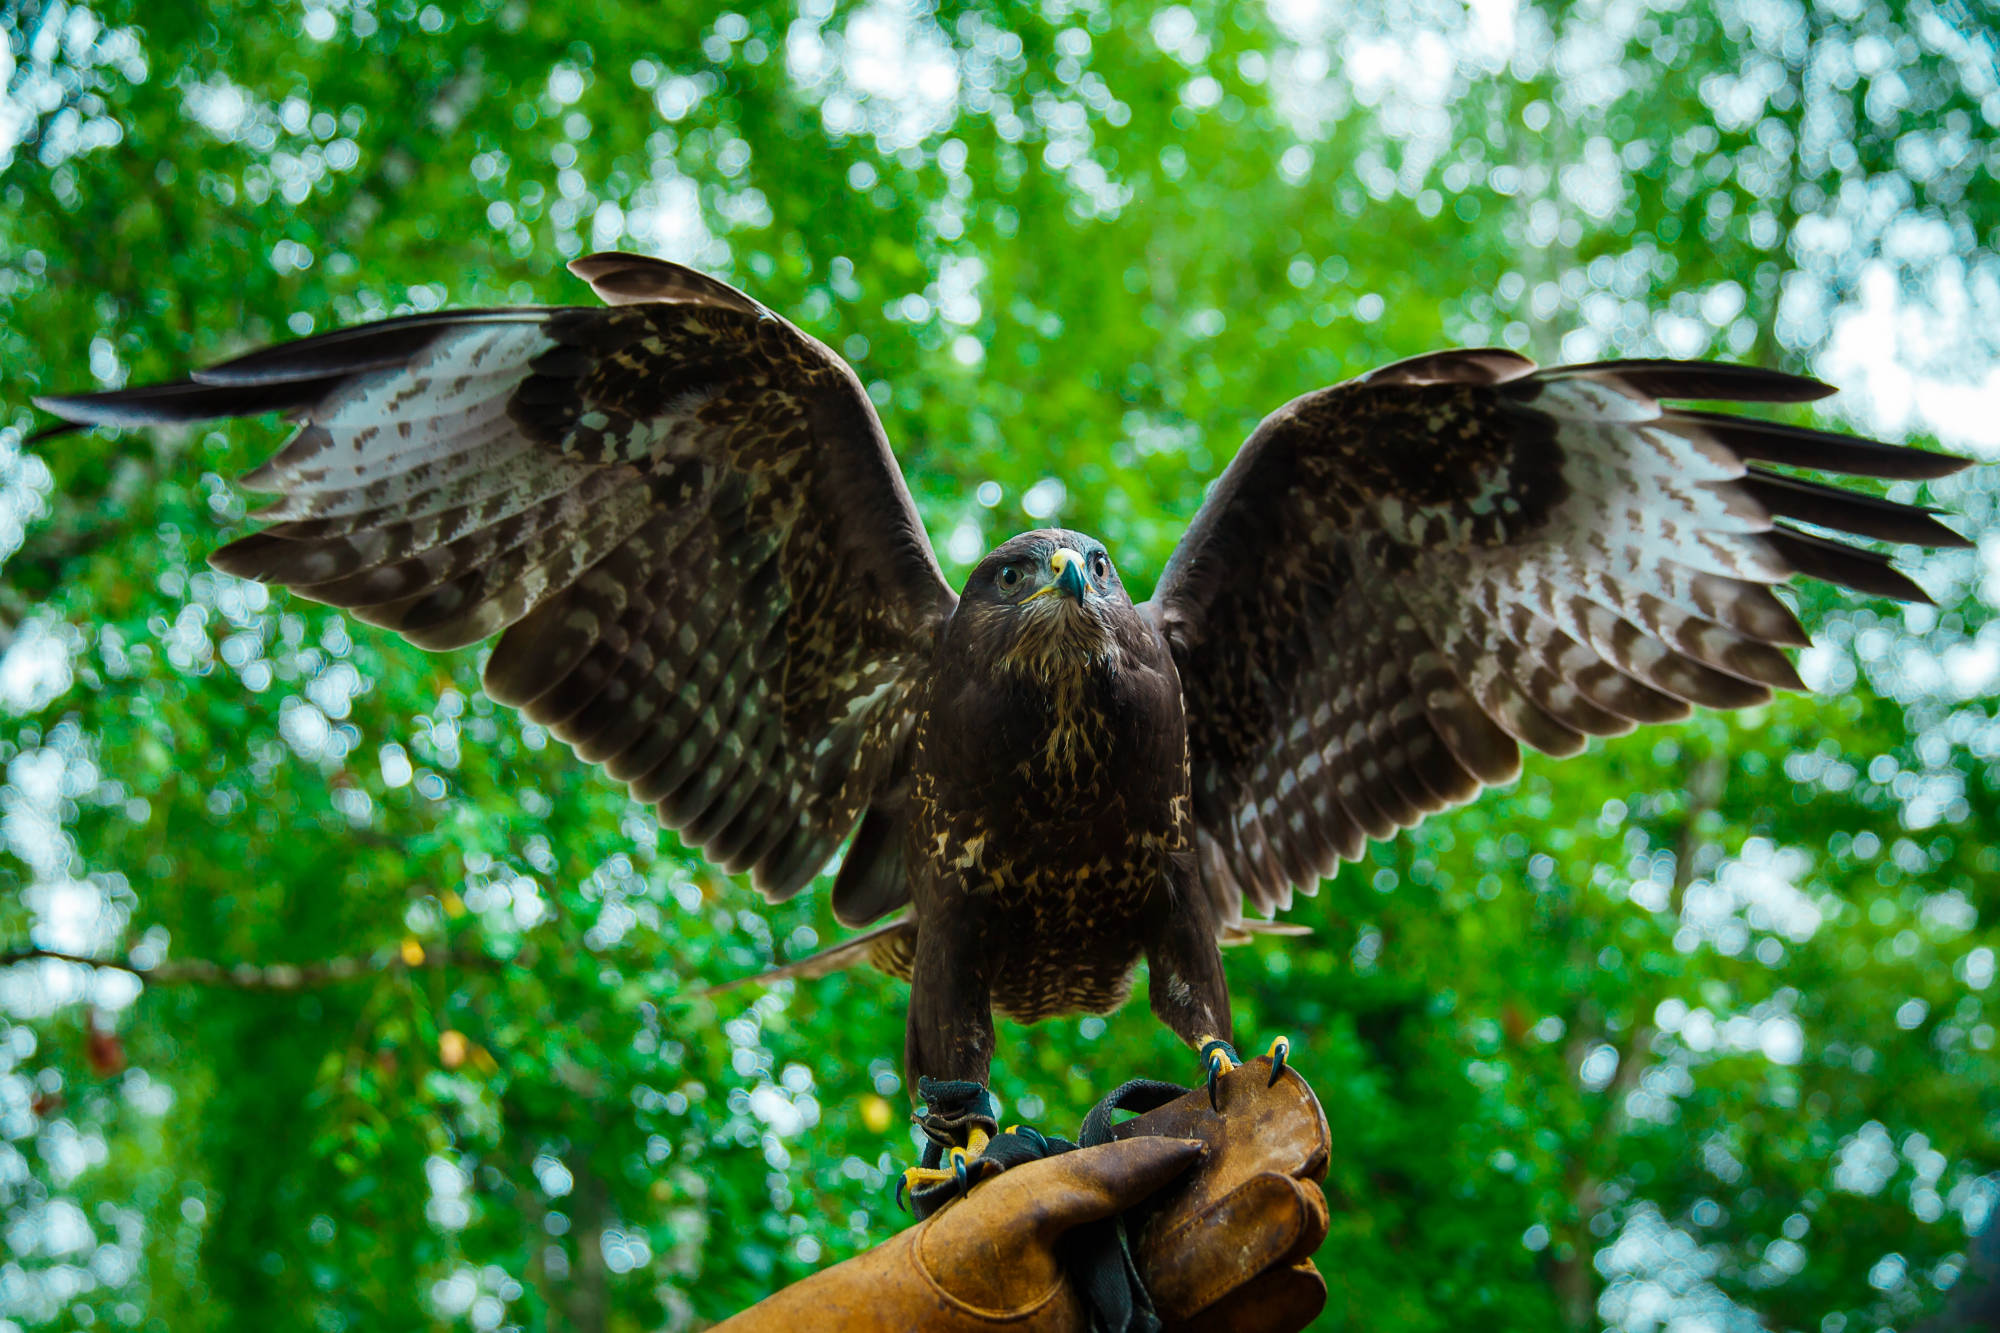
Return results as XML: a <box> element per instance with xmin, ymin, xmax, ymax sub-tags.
<box><xmin>896</xmin><ymin>1079</ymin><xmax>1000</xmax><ymax>1211</ymax></box>
<box><xmin>1146</xmin><ymin>903</ymin><xmax>1293</xmax><ymax>1111</ymax></box>
<box><xmin>897</xmin><ymin>922</ymin><xmax>1000</xmax><ymax>1211</ymax></box>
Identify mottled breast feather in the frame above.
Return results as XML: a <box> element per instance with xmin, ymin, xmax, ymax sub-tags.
<box><xmin>1144</xmin><ymin>351</ymin><xmax>1972</xmax><ymax>928</ymax></box>
<box><xmin>909</xmin><ymin>545</ymin><xmax>1192</xmax><ymax>1022</ymax></box>
<box><xmin>34</xmin><ymin>254</ymin><xmax>958</xmax><ymax>904</ymax></box>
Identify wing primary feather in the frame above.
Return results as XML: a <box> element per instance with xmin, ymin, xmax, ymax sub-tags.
<box><xmin>35</xmin><ymin>378</ymin><xmax>347</xmax><ymax>431</ymax></box>
<box><xmin>1667</xmin><ymin>410</ymin><xmax>1971</xmax><ymax>480</ymax></box>
<box><xmin>1764</xmin><ymin>527</ymin><xmax>1936</xmax><ymax>603</ymax></box>
<box><xmin>1535</xmin><ymin>360</ymin><xmax>1835</xmax><ymax>403</ymax></box>
<box><xmin>34</xmin><ymin>312</ymin><xmax>556</xmax><ymax>437</ymax></box>
<box><xmin>193</xmin><ymin>310</ymin><xmax>548</xmax><ymax>385</ymax></box>
<box><xmin>249</xmin><ymin>435</ymin><xmax>537</xmax><ymax>527</ymax></box>
<box><xmin>1738</xmin><ymin>470</ymin><xmax>1974</xmax><ymax>548</ymax></box>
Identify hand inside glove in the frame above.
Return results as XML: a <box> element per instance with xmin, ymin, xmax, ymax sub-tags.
<box><xmin>713</xmin><ymin>1055</ymin><xmax>1330</xmax><ymax>1333</ymax></box>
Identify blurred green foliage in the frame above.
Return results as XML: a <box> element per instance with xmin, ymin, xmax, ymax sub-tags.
<box><xmin>1</xmin><ymin>1</ymin><xmax>1997</xmax><ymax>1329</ymax></box>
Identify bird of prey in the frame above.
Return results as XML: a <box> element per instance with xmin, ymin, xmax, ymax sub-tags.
<box><xmin>35</xmin><ymin>252</ymin><xmax>1970</xmax><ymax>1196</ymax></box>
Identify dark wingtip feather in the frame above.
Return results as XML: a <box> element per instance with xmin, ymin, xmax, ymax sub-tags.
<box><xmin>1767</xmin><ymin>526</ymin><xmax>1936</xmax><ymax>603</ymax></box>
<box><xmin>1548</xmin><ymin>359</ymin><xmax>1836</xmax><ymax>403</ymax></box>
<box><xmin>192</xmin><ymin>308</ymin><xmax>545</xmax><ymax>386</ymax></box>
<box><xmin>1741</xmin><ymin>471</ymin><xmax>1976</xmax><ymax>550</ymax></box>
<box><xmin>26</xmin><ymin>413</ymin><xmax>88</xmax><ymax>443</ymax></box>
<box><xmin>1672</xmin><ymin>410</ymin><xmax>1971</xmax><ymax>481</ymax></box>
<box><xmin>32</xmin><ymin>378</ymin><xmax>335</xmax><ymax>430</ymax></box>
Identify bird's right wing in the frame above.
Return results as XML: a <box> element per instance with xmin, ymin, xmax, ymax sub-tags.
<box><xmin>35</xmin><ymin>253</ymin><xmax>957</xmax><ymax>901</ymax></box>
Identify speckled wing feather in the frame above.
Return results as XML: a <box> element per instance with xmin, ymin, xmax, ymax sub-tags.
<box><xmin>1145</xmin><ymin>351</ymin><xmax>1971</xmax><ymax>925</ymax></box>
<box><xmin>35</xmin><ymin>253</ymin><xmax>956</xmax><ymax>901</ymax></box>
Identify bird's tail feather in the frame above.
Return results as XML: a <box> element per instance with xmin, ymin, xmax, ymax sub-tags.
<box><xmin>697</xmin><ymin>913</ymin><xmax>1310</xmax><ymax>999</ymax></box>
<box><xmin>697</xmin><ymin>916</ymin><xmax>917</xmax><ymax>996</ymax></box>
<box><xmin>1220</xmin><ymin>918</ymin><xmax>1313</xmax><ymax>945</ymax></box>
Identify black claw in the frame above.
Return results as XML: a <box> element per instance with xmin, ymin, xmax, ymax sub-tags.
<box><xmin>1268</xmin><ymin>1038</ymin><xmax>1291</xmax><ymax>1087</ymax></box>
<box><xmin>893</xmin><ymin>1175</ymin><xmax>911</xmax><ymax>1213</ymax></box>
<box><xmin>953</xmin><ymin>1153</ymin><xmax>969</xmax><ymax>1194</ymax></box>
<box><xmin>1199</xmin><ymin>1038</ymin><xmax>1238</xmax><ymax>1113</ymax></box>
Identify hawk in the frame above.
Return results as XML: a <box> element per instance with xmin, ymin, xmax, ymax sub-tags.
<box><xmin>35</xmin><ymin>253</ymin><xmax>1970</xmax><ymax>1195</ymax></box>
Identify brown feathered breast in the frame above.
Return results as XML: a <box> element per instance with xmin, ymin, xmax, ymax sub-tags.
<box><xmin>907</xmin><ymin>529</ymin><xmax>1190</xmax><ymax>1023</ymax></box>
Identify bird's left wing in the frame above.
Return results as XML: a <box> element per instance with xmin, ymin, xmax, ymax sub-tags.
<box><xmin>35</xmin><ymin>253</ymin><xmax>957</xmax><ymax>902</ymax></box>
<box><xmin>1143</xmin><ymin>351</ymin><xmax>1972</xmax><ymax>926</ymax></box>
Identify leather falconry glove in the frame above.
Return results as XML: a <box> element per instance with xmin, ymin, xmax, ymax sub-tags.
<box><xmin>1114</xmin><ymin>1055</ymin><xmax>1332</xmax><ymax>1332</ymax></box>
<box><xmin>713</xmin><ymin>1056</ymin><xmax>1330</xmax><ymax>1333</ymax></box>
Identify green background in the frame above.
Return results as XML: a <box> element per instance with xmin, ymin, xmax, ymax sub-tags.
<box><xmin>2</xmin><ymin>0</ymin><xmax>1997</xmax><ymax>1328</ymax></box>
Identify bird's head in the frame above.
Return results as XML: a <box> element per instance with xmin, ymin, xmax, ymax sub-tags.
<box><xmin>955</xmin><ymin>528</ymin><xmax>1131</xmax><ymax>678</ymax></box>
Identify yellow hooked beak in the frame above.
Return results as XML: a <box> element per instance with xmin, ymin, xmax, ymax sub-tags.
<box><xmin>1025</xmin><ymin>547</ymin><xmax>1091</xmax><ymax>603</ymax></box>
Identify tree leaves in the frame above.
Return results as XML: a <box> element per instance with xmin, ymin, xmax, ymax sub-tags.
<box><xmin>1</xmin><ymin>1</ymin><xmax>1994</xmax><ymax>1329</ymax></box>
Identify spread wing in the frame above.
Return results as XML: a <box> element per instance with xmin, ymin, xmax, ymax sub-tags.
<box><xmin>1144</xmin><ymin>350</ymin><xmax>1972</xmax><ymax>926</ymax></box>
<box><xmin>35</xmin><ymin>252</ymin><xmax>956</xmax><ymax>900</ymax></box>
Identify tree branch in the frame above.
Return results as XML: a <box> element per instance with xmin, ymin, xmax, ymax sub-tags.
<box><xmin>1550</xmin><ymin>751</ymin><xmax>1730</xmax><ymax>1330</ymax></box>
<box><xmin>0</xmin><ymin>943</ymin><xmax>516</xmax><ymax>989</ymax></box>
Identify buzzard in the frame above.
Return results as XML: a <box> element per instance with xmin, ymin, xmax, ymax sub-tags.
<box><xmin>35</xmin><ymin>253</ymin><xmax>1970</xmax><ymax>1195</ymax></box>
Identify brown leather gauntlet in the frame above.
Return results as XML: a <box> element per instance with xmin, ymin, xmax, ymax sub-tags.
<box><xmin>1113</xmin><ymin>1057</ymin><xmax>1332</xmax><ymax>1332</ymax></box>
<box><xmin>714</xmin><ymin>1059</ymin><xmax>1330</xmax><ymax>1333</ymax></box>
<box><xmin>710</xmin><ymin>1135</ymin><xmax>1204</xmax><ymax>1330</ymax></box>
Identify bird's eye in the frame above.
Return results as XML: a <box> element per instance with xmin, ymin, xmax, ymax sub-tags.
<box><xmin>997</xmin><ymin>565</ymin><xmax>1022</xmax><ymax>592</ymax></box>
<box><xmin>1090</xmin><ymin>551</ymin><xmax>1111</xmax><ymax>582</ymax></box>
